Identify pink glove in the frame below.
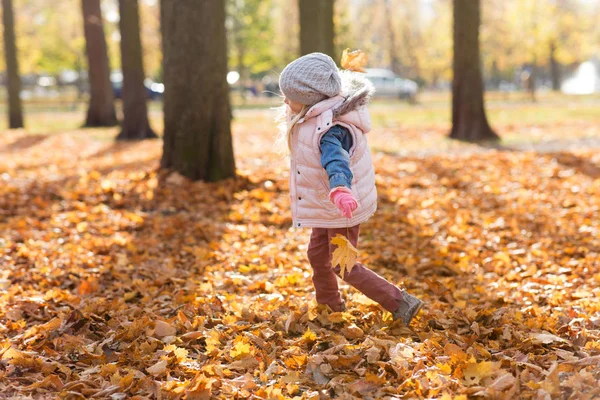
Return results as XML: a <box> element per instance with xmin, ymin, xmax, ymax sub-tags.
<box><xmin>330</xmin><ymin>187</ymin><xmax>358</xmax><ymax>218</ymax></box>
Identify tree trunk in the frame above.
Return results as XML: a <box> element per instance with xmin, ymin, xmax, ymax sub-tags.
<box><xmin>384</xmin><ymin>0</ymin><xmax>401</xmax><ymax>75</ymax></box>
<box><xmin>238</xmin><ymin>45</ymin><xmax>246</xmax><ymax>102</ymax></box>
<box><xmin>81</xmin><ymin>0</ymin><xmax>118</xmax><ymax>127</ymax></box>
<box><xmin>299</xmin><ymin>0</ymin><xmax>335</xmax><ymax>59</ymax></box>
<box><xmin>528</xmin><ymin>62</ymin><xmax>537</xmax><ymax>102</ymax></box>
<box><xmin>549</xmin><ymin>41</ymin><xmax>561</xmax><ymax>91</ymax></box>
<box><xmin>116</xmin><ymin>0</ymin><xmax>156</xmax><ymax>140</ymax></box>
<box><xmin>449</xmin><ymin>0</ymin><xmax>498</xmax><ymax>142</ymax></box>
<box><xmin>2</xmin><ymin>0</ymin><xmax>23</xmax><ymax>129</ymax></box>
<box><xmin>160</xmin><ymin>0</ymin><xmax>235</xmax><ymax>182</ymax></box>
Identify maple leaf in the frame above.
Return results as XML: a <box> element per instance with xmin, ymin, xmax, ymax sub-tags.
<box><xmin>331</xmin><ymin>234</ymin><xmax>359</xmax><ymax>277</ymax></box>
<box><xmin>462</xmin><ymin>361</ymin><xmax>501</xmax><ymax>386</ymax></box>
<box><xmin>341</xmin><ymin>48</ymin><xmax>368</xmax><ymax>72</ymax></box>
<box><xmin>230</xmin><ymin>340</ymin><xmax>252</xmax><ymax>359</ymax></box>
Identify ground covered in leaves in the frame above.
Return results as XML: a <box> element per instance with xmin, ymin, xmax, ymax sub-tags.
<box><xmin>1</xmin><ymin>112</ymin><xmax>600</xmax><ymax>399</ymax></box>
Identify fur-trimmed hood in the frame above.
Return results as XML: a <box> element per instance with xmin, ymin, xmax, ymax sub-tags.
<box><xmin>334</xmin><ymin>70</ymin><xmax>375</xmax><ymax>117</ymax></box>
<box><xmin>299</xmin><ymin>71</ymin><xmax>374</xmax><ymax>133</ymax></box>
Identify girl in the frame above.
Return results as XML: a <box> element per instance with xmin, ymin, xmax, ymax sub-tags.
<box><xmin>278</xmin><ymin>53</ymin><xmax>424</xmax><ymax>326</ymax></box>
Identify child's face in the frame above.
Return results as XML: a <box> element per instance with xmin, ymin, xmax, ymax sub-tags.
<box><xmin>285</xmin><ymin>97</ymin><xmax>304</xmax><ymax>114</ymax></box>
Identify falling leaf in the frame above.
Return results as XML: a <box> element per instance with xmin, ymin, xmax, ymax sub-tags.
<box><xmin>341</xmin><ymin>48</ymin><xmax>368</xmax><ymax>72</ymax></box>
<box><xmin>331</xmin><ymin>234</ymin><xmax>359</xmax><ymax>277</ymax></box>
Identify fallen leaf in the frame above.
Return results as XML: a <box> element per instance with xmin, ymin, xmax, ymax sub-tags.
<box><xmin>341</xmin><ymin>324</ymin><xmax>364</xmax><ymax>339</ymax></box>
<box><xmin>154</xmin><ymin>320</ymin><xmax>177</xmax><ymax>337</ymax></box>
<box><xmin>530</xmin><ymin>332</ymin><xmax>569</xmax><ymax>345</ymax></box>
<box><xmin>490</xmin><ymin>373</ymin><xmax>517</xmax><ymax>391</ymax></box>
<box><xmin>146</xmin><ymin>359</ymin><xmax>168</xmax><ymax>376</ymax></box>
<box><xmin>462</xmin><ymin>361</ymin><xmax>501</xmax><ymax>386</ymax></box>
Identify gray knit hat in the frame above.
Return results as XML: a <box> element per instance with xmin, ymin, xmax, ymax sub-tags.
<box><xmin>279</xmin><ymin>53</ymin><xmax>342</xmax><ymax>106</ymax></box>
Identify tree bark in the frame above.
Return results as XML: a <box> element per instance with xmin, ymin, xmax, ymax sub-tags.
<box><xmin>450</xmin><ymin>0</ymin><xmax>498</xmax><ymax>141</ymax></box>
<box><xmin>299</xmin><ymin>0</ymin><xmax>335</xmax><ymax>59</ymax></box>
<box><xmin>384</xmin><ymin>0</ymin><xmax>401</xmax><ymax>75</ymax></box>
<box><xmin>116</xmin><ymin>0</ymin><xmax>156</xmax><ymax>140</ymax></box>
<box><xmin>81</xmin><ymin>0</ymin><xmax>118</xmax><ymax>127</ymax></box>
<box><xmin>549</xmin><ymin>41</ymin><xmax>561</xmax><ymax>91</ymax></box>
<box><xmin>2</xmin><ymin>0</ymin><xmax>23</xmax><ymax>129</ymax></box>
<box><xmin>160</xmin><ymin>0</ymin><xmax>235</xmax><ymax>182</ymax></box>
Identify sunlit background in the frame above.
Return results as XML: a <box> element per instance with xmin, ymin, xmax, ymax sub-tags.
<box><xmin>2</xmin><ymin>0</ymin><xmax>599</xmax><ymax>113</ymax></box>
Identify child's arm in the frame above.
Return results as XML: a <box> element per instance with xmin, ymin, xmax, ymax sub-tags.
<box><xmin>320</xmin><ymin>125</ymin><xmax>353</xmax><ymax>189</ymax></box>
<box><xmin>320</xmin><ymin>126</ymin><xmax>358</xmax><ymax>217</ymax></box>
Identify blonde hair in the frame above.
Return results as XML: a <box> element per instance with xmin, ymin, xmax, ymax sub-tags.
<box><xmin>274</xmin><ymin>103</ymin><xmax>309</xmax><ymax>155</ymax></box>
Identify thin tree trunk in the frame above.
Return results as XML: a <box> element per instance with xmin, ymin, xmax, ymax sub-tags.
<box><xmin>299</xmin><ymin>0</ymin><xmax>335</xmax><ymax>59</ymax></box>
<box><xmin>2</xmin><ymin>0</ymin><xmax>23</xmax><ymax>129</ymax></box>
<box><xmin>233</xmin><ymin>12</ymin><xmax>246</xmax><ymax>103</ymax></box>
<box><xmin>116</xmin><ymin>0</ymin><xmax>156</xmax><ymax>140</ymax></box>
<box><xmin>238</xmin><ymin>45</ymin><xmax>246</xmax><ymax>102</ymax></box>
<box><xmin>234</xmin><ymin>18</ymin><xmax>246</xmax><ymax>103</ymax></box>
<box><xmin>160</xmin><ymin>0</ymin><xmax>235</xmax><ymax>181</ymax></box>
<box><xmin>549</xmin><ymin>41</ymin><xmax>561</xmax><ymax>91</ymax></box>
<box><xmin>529</xmin><ymin>61</ymin><xmax>537</xmax><ymax>102</ymax></box>
<box><xmin>491</xmin><ymin>59</ymin><xmax>500</xmax><ymax>88</ymax></box>
<box><xmin>81</xmin><ymin>0</ymin><xmax>118</xmax><ymax>127</ymax></box>
<box><xmin>384</xmin><ymin>0</ymin><xmax>400</xmax><ymax>75</ymax></box>
<box><xmin>449</xmin><ymin>0</ymin><xmax>498</xmax><ymax>141</ymax></box>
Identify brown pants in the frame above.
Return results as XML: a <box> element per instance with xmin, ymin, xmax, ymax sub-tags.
<box><xmin>307</xmin><ymin>225</ymin><xmax>403</xmax><ymax>312</ymax></box>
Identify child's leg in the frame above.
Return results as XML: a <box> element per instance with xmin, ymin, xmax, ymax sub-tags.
<box><xmin>307</xmin><ymin>228</ymin><xmax>344</xmax><ymax>311</ymax></box>
<box><xmin>327</xmin><ymin>225</ymin><xmax>403</xmax><ymax>313</ymax></box>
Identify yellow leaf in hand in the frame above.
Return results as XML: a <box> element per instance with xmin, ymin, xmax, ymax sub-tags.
<box><xmin>341</xmin><ymin>48</ymin><xmax>368</xmax><ymax>72</ymax></box>
<box><xmin>331</xmin><ymin>234</ymin><xmax>359</xmax><ymax>277</ymax></box>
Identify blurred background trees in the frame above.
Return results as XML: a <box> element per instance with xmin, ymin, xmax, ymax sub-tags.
<box><xmin>299</xmin><ymin>0</ymin><xmax>335</xmax><ymax>58</ymax></box>
<box><xmin>227</xmin><ymin>0</ymin><xmax>275</xmax><ymax>102</ymax></box>
<box><xmin>1</xmin><ymin>0</ymin><xmax>599</xmax><ymax>179</ymax></box>
<box><xmin>0</xmin><ymin>0</ymin><xmax>597</xmax><ymax>90</ymax></box>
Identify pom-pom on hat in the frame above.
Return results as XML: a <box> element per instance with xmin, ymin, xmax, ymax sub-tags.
<box><xmin>279</xmin><ymin>52</ymin><xmax>342</xmax><ymax>106</ymax></box>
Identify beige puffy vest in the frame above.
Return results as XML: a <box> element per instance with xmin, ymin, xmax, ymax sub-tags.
<box><xmin>289</xmin><ymin>95</ymin><xmax>377</xmax><ymax>228</ymax></box>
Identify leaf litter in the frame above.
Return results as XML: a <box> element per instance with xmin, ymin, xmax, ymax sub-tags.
<box><xmin>0</xmin><ymin>127</ymin><xmax>599</xmax><ymax>399</ymax></box>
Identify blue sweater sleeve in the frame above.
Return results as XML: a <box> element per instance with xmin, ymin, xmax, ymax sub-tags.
<box><xmin>319</xmin><ymin>125</ymin><xmax>354</xmax><ymax>189</ymax></box>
